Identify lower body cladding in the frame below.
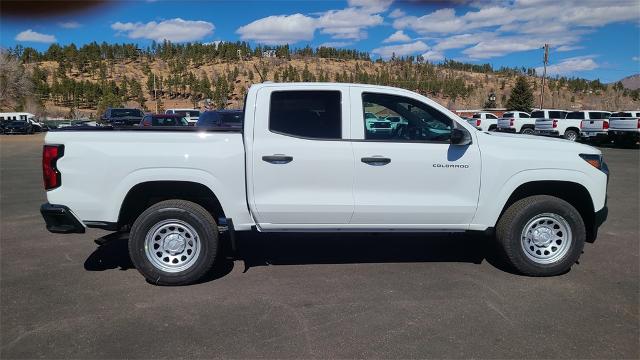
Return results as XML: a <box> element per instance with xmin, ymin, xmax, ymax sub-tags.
<box><xmin>495</xmin><ymin>127</ymin><xmax>516</xmax><ymax>133</ymax></box>
<box><xmin>40</xmin><ymin>203</ymin><xmax>86</xmax><ymax>233</ymax></box>
<box><xmin>609</xmin><ymin>130</ymin><xmax>639</xmax><ymax>143</ymax></box>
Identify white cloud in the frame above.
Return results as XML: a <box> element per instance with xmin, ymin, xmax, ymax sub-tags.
<box><xmin>318</xmin><ymin>7</ymin><xmax>384</xmax><ymax>40</ymax></box>
<box><xmin>347</xmin><ymin>0</ymin><xmax>393</xmax><ymax>13</ymax></box>
<box><xmin>15</xmin><ymin>29</ymin><xmax>56</xmax><ymax>43</ymax></box>
<box><xmin>633</xmin><ymin>56</ymin><xmax>640</xmax><ymax>61</ymax></box>
<box><xmin>389</xmin><ymin>0</ymin><xmax>639</xmax><ymax>59</ymax></box>
<box><xmin>112</xmin><ymin>18</ymin><xmax>214</xmax><ymax>42</ymax></box>
<box><xmin>58</xmin><ymin>21</ymin><xmax>81</xmax><ymax>29</ymax></box>
<box><xmin>388</xmin><ymin>8</ymin><xmax>405</xmax><ymax>19</ymax></box>
<box><xmin>319</xmin><ymin>41</ymin><xmax>353</xmax><ymax>48</ymax></box>
<box><xmin>237</xmin><ymin>14</ymin><xmax>315</xmax><ymax>45</ymax></box>
<box><xmin>421</xmin><ymin>50</ymin><xmax>444</xmax><ymax>62</ymax></box>
<box><xmin>372</xmin><ymin>40</ymin><xmax>429</xmax><ymax>58</ymax></box>
<box><xmin>556</xmin><ymin>45</ymin><xmax>584</xmax><ymax>52</ymax></box>
<box><xmin>383</xmin><ymin>30</ymin><xmax>411</xmax><ymax>43</ymax></box>
<box><xmin>536</xmin><ymin>56</ymin><xmax>599</xmax><ymax>75</ymax></box>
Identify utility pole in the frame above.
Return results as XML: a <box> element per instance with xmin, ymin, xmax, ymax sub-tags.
<box><xmin>540</xmin><ymin>43</ymin><xmax>549</xmax><ymax>109</ymax></box>
<box><xmin>153</xmin><ymin>72</ymin><xmax>158</xmax><ymax>113</ymax></box>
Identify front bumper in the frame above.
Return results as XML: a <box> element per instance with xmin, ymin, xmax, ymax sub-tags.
<box><xmin>40</xmin><ymin>203</ymin><xmax>86</xmax><ymax>233</ymax></box>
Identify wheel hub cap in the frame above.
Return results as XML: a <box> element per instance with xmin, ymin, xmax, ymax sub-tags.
<box><xmin>163</xmin><ymin>233</ymin><xmax>186</xmax><ymax>255</ymax></box>
<box><xmin>144</xmin><ymin>219</ymin><xmax>201</xmax><ymax>273</ymax></box>
<box><xmin>521</xmin><ymin>213</ymin><xmax>572</xmax><ymax>264</ymax></box>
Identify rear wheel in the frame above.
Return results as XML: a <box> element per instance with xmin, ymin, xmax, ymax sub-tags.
<box><xmin>496</xmin><ymin>195</ymin><xmax>585</xmax><ymax>276</ymax></box>
<box><xmin>564</xmin><ymin>129</ymin><xmax>578</xmax><ymax>142</ymax></box>
<box><xmin>128</xmin><ymin>199</ymin><xmax>218</xmax><ymax>285</ymax></box>
<box><xmin>521</xmin><ymin>127</ymin><xmax>534</xmax><ymax>135</ymax></box>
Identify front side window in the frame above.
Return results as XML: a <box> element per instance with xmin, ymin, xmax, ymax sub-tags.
<box><xmin>362</xmin><ymin>93</ymin><xmax>452</xmax><ymax>142</ymax></box>
<box><xmin>270</xmin><ymin>91</ymin><xmax>341</xmax><ymax>139</ymax></box>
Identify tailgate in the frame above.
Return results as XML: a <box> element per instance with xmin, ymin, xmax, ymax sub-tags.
<box><xmin>609</xmin><ymin>117</ymin><xmax>637</xmax><ymax>130</ymax></box>
<box><xmin>497</xmin><ymin>119</ymin><xmax>512</xmax><ymax>128</ymax></box>
<box><xmin>535</xmin><ymin>119</ymin><xmax>554</xmax><ymax>130</ymax></box>
<box><xmin>581</xmin><ymin>119</ymin><xmax>606</xmax><ymax>131</ymax></box>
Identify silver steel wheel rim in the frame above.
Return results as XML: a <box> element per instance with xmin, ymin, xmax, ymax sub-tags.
<box><xmin>144</xmin><ymin>219</ymin><xmax>201</xmax><ymax>273</ymax></box>
<box><xmin>521</xmin><ymin>213</ymin><xmax>572</xmax><ymax>264</ymax></box>
<box><xmin>566</xmin><ymin>132</ymin><xmax>577</xmax><ymax>141</ymax></box>
<box><xmin>522</xmin><ymin>129</ymin><xmax>534</xmax><ymax>135</ymax></box>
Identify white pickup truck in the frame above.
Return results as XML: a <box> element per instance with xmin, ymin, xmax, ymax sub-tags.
<box><xmin>608</xmin><ymin>111</ymin><xmax>639</xmax><ymax>147</ymax></box>
<box><xmin>579</xmin><ymin>111</ymin><xmax>612</xmax><ymax>142</ymax></box>
<box><xmin>496</xmin><ymin>111</ymin><xmax>533</xmax><ymax>134</ymax></box>
<box><xmin>470</xmin><ymin>112</ymin><xmax>499</xmax><ymax>132</ymax></box>
<box><xmin>41</xmin><ymin>83</ymin><xmax>609</xmax><ymax>285</ymax></box>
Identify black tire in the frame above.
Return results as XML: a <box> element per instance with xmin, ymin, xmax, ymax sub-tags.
<box><xmin>128</xmin><ymin>199</ymin><xmax>218</xmax><ymax>285</ymax></box>
<box><xmin>495</xmin><ymin>195</ymin><xmax>585</xmax><ymax>276</ymax></box>
<box><xmin>488</xmin><ymin>125</ymin><xmax>497</xmax><ymax>132</ymax></box>
<box><xmin>520</xmin><ymin>127</ymin><xmax>534</xmax><ymax>135</ymax></box>
<box><xmin>563</xmin><ymin>129</ymin><xmax>578</xmax><ymax>142</ymax></box>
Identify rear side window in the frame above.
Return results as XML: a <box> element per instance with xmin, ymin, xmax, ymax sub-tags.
<box><xmin>472</xmin><ymin>114</ymin><xmax>481</xmax><ymax>118</ymax></box>
<box><xmin>566</xmin><ymin>112</ymin><xmax>585</xmax><ymax>120</ymax></box>
<box><xmin>530</xmin><ymin>111</ymin><xmax>544</xmax><ymax>118</ymax></box>
<box><xmin>519</xmin><ymin>113</ymin><xmax>530</xmax><ymax>118</ymax></box>
<box><xmin>549</xmin><ymin>111</ymin><xmax>567</xmax><ymax>119</ymax></box>
<box><xmin>270</xmin><ymin>91</ymin><xmax>342</xmax><ymax>139</ymax></box>
<box><xmin>487</xmin><ymin>114</ymin><xmax>498</xmax><ymax>119</ymax></box>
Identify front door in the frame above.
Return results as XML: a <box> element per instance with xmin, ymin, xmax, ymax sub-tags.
<box><xmin>349</xmin><ymin>87</ymin><xmax>481</xmax><ymax>229</ymax></box>
<box><xmin>250</xmin><ymin>86</ymin><xmax>354</xmax><ymax>229</ymax></box>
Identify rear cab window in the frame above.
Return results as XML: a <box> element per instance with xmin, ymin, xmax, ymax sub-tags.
<box><xmin>566</xmin><ymin>112</ymin><xmax>585</xmax><ymax>120</ymax></box>
<box><xmin>611</xmin><ymin>112</ymin><xmax>632</xmax><ymax>117</ymax></box>
<box><xmin>530</xmin><ymin>111</ymin><xmax>544</xmax><ymax>118</ymax></box>
<box><xmin>269</xmin><ymin>91</ymin><xmax>342</xmax><ymax>139</ymax></box>
<box><xmin>502</xmin><ymin>112</ymin><xmax>514</xmax><ymax>118</ymax></box>
<box><xmin>549</xmin><ymin>111</ymin><xmax>567</xmax><ymax>119</ymax></box>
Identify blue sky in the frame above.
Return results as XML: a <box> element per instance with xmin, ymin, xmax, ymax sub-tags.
<box><xmin>1</xmin><ymin>0</ymin><xmax>639</xmax><ymax>82</ymax></box>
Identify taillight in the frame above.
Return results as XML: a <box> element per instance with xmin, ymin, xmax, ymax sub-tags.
<box><xmin>43</xmin><ymin>145</ymin><xmax>64</xmax><ymax>190</ymax></box>
<box><xmin>476</xmin><ymin>119</ymin><xmax>481</xmax><ymax>127</ymax></box>
<box><xmin>552</xmin><ymin>120</ymin><xmax>558</xmax><ymax>128</ymax></box>
<box><xmin>510</xmin><ymin>119</ymin><xmax>514</xmax><ymax>126</ymax></box>
<box><xmin>637</xmin><ymin>119</ymin><xmax>640</xmax><ymax>129</ymax></box>
<box><xmin>603</xmin><ymin>121</ymin><xmax>609</xmax><ymax>130</ymax></box>
<box><xmin>579</xmin><ymin>121</ymin><xmax>583</xmax><ymax>129</ymax></box>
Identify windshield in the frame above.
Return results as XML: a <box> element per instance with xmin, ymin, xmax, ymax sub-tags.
<box><xmin>111</xmin><ymin>109</ymin><xmax>143</xmax><ymax>118</ymax></box>
<box><xmin>174</xmin><ymin>110</ymin><xmax>200</xmax><ymax>117</ymax></box>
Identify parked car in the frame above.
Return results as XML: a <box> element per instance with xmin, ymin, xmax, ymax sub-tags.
<box><xmin>101</xmin><ymin>108</ymin><xmax>145</xmax><ymax>127</ymax></box>
<box><xmin>533</xmin><ymin>109</ymin><xmax>583</xmax><ymax>141</ymax></box>
<box><xmin>41</xmin><ymin>82</ymin><xmax>608</xmax><ymax>286</ymax></box>
<box><xmin>384</xmin><ymin>115</ymin><xmax>408</xmax><ymax>133</ymax></box>
<box><xmin>496</xmin><ymin>111</ymin><xmax>533</xmax><ymax>134</ymax></box>
<box><xmin>165</xmin><ymin>109</ymin><xmax>201</xmax><ymax>125</ymax></box>
<box><xmin>579</xmin><ymin>111</ymin><xmax>612</xmax><ymax>142</ymax></box>
<box><xmin>4</xmin><ymin>120</ymin><xmax>33</xmax><ymax>134</ymax></box>
<box><xmin>608</xmin><ymin>111</ymin><xmax>640</xmax><ymax>146</ymax></box>
<box><xmin>463</xmin><ymin>117</ymin><xmax>481</xmax><ymax>130</ymax></box>
<box><xmin>140</xmin><ymin>114</ymin><xmax>189</xmax><ymax>127</ymax></box>
<box><xmin>196</xmin><ymin>110</ymin><xmax>243</xmax><ymax>129</ymax></box>
<box><xmin>471</xmin><ymin>112</ymin><xmax>499</xmax><ymax>131</ymax></box>
<box><xmin>364</xmin><ymin>112</ymin><xmax>393</xmax><ymax>137</ymax></box>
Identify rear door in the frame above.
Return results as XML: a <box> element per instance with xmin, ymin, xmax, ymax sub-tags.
<box><xmin>348</xmin><ymin>87</ymin><xmax>481</xmax><ymax>229</ymax></box>
<box><xmin>250</xmin><ymin>85</ymin><xmax>354</xmax><ymax>229</ymax></box>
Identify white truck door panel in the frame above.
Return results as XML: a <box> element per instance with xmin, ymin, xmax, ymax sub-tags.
<box><xmin>349</xmin><ymin>87</ymin><xmax>481</xmax><ymax>228</ymax></box>
<box><xmin>250</xmin><ymin>85</ymin><xmax>354</xmax><ymax>226</ymax></box>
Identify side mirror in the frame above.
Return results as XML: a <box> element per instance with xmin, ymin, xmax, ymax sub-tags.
<box><xmin>450</xmin><ymin>128</ymin><xmax>472</xmax><ymax>146</ymax></box>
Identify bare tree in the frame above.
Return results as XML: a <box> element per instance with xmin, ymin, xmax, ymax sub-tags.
<box><xmin>0</xmin><ymin>50</ymin><xmax>33</xmax><ymax>110</ymax></box>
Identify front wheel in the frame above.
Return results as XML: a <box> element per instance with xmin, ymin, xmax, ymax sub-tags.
<box><xmin>521</xmin><ymin>127</ymin><xmax>535</xmax><ymax>135</ymax></box>
<box><xmin>495</xmin><ymin>195</ymin><xmax>585</xmax><ymax>276</ymax></box>
<box><xmin>129</xmin><ymin>199</ymin><xmax>219</xmax><ymax>285</ymax></box>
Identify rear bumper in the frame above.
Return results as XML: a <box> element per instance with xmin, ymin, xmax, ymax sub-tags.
<box><xmin>40</xmin><ymin>203</ymin><xmax>86</xmax><ymax>234</ymax></box>
<box><xmin>496</xmin><ymin>127</ymin><xmax>516</xmax><ymax>133</ymax></box>
<box><xmin>609</xmin><ymin>130</ymin><xmax>639</xmax><ymax>138</ymax></box>
<box><xmin>581</xmin><ymin>131</ymin><xmax>608</xmax><ymax>138</ymax></box>
<box><xmin>534</xmin><ymin>129</ymin><xmax>559</xmax><ymax>137</ymax></box>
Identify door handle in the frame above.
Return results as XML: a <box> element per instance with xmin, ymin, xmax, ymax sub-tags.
<box><xmin>361</xmin><ymin>157</ymin><xmax>391</xmax><ymax>166</ymax></box>
<box><xmin>262</xmin><ymin>154</ymin><xmax>293</xmax><ymax>164</ymax></box>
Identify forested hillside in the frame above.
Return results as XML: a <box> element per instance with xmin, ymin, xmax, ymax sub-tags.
<box><xmin>2</xmin><ymin>41</ymin><xmax>639</xmax><ymax>118</ymax></box>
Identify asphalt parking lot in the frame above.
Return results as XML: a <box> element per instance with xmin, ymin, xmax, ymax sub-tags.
<box><xmin>1</xmin><ymin>134</ymin><xmax>638</xmax><ymax>359</ymax></box>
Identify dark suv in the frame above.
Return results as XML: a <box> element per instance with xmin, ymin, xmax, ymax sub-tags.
<box><xmin>196</xmin><ymin>110</ymin><xmax>243</xmax><ymax>129</ymax></box>
<box><xmin>101</xmin><ymin>108</ymin><xmax>144</xmax><ymax>127</ymax></box>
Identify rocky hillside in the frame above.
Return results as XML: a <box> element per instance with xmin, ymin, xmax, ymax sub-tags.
<box><xmin>618</xmin><ymin>74</ymin><xmax>640</xmax><ymax>90</ymax></box>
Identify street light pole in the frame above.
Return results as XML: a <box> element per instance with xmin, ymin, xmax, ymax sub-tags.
<box><xmin>540</xmin><ymin>44</ymin><xmax>549</xmax><ymax>109</ymax></box>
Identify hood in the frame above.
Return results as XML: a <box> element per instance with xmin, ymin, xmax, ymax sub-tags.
<box><xmin>480</xmin><ymin>131</ymin><xmax>601</xmax><ymax>155</ymax></box>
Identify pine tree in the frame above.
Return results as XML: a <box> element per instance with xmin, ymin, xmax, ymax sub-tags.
<box><xmin>506</xmin><ymin>76</ymin><xmax>534</xmax><ymax>112</ymax></box>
